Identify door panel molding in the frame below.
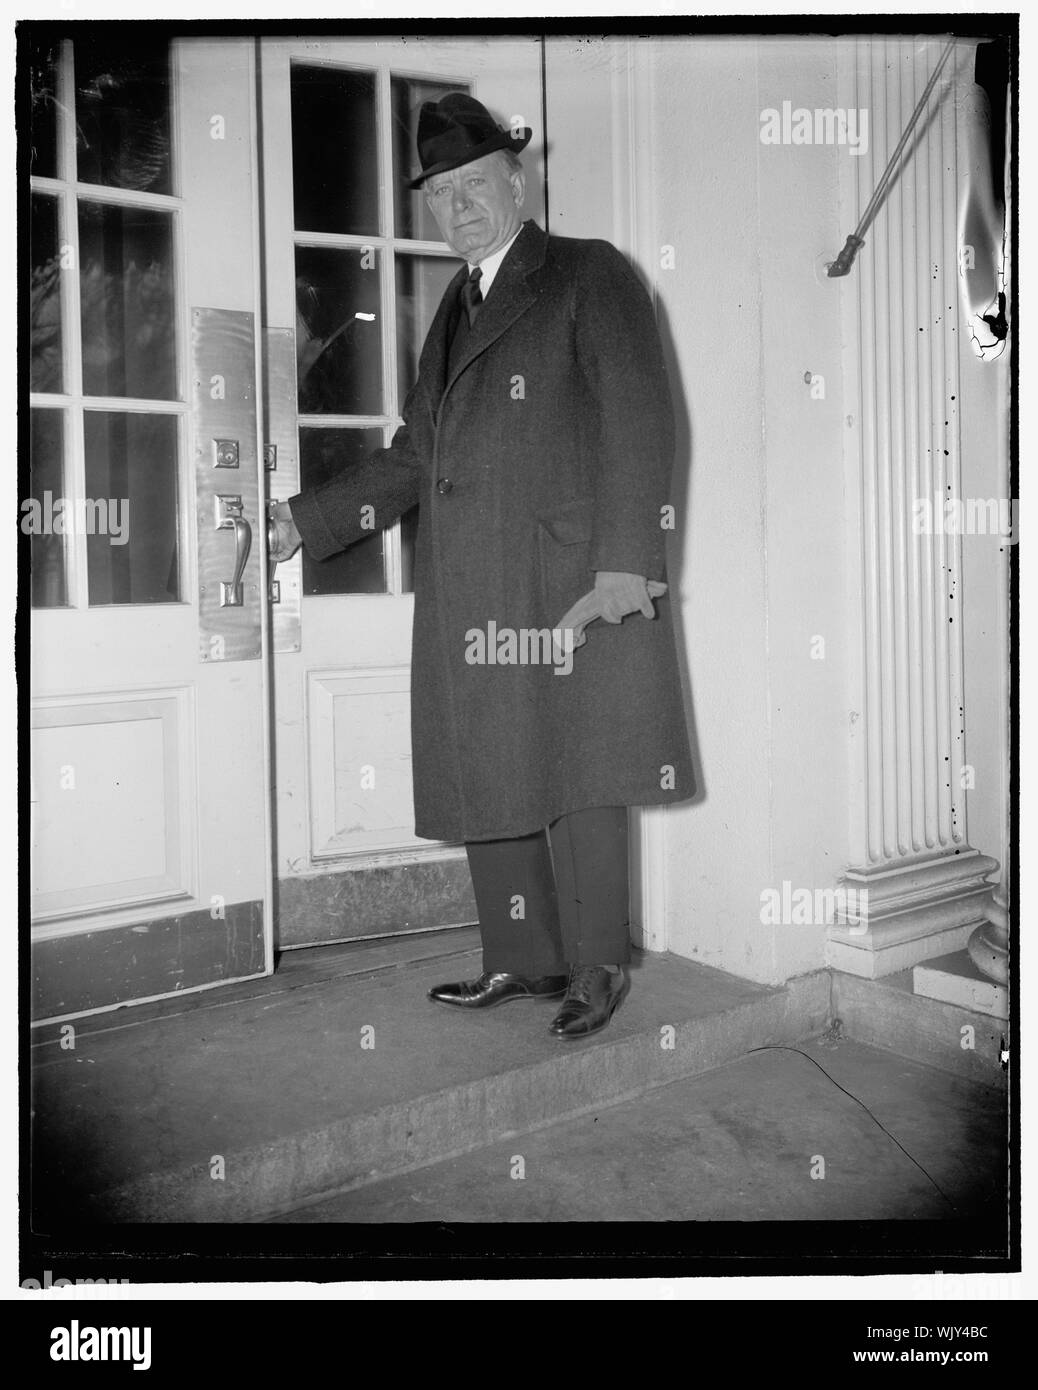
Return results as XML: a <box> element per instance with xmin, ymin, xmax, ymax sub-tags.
<box><xmin>306</xmin><ymin>664</ymin><xmax>438</xmax><ymax>861</ymax></box>
<box><xmin>30</xmin><ymin>685</ymin><xmax>197</xmax><ymax>924</ymax></box>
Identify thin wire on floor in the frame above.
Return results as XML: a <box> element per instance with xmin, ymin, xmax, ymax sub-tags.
<box><xmin>746</xmin><ymin>1044</ymin><xmax>960</xmax><ymax>1215</ymax></box>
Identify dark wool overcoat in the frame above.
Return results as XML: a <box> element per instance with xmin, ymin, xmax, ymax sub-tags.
<box><xmin>291</xmin><ymin>220</ymin><xmax>695</xmax><ymax>843</ymax></box>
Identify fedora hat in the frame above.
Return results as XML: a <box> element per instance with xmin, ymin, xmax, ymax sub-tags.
<box><xmin>409</xmin><ymin>92</ymin><xmax>531</xmax><ymax>188</ymax></box>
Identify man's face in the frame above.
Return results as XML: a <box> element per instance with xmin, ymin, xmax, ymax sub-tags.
<box><xmin>423</xmin><ymin>153</ymin><xmax>525</xmax><ymax>263</ymax></box>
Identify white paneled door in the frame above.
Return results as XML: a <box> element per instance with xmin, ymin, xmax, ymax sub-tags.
<box><xmin>28</xmin><ymin>37</ymin><xmax>273</xmax><ymax>1017</ymax></box>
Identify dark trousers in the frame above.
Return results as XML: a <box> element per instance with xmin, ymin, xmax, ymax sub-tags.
<box><xmin>465</xmin><ymin>807</ymin><xmax>631</xmax><ymax>975</ymax></box>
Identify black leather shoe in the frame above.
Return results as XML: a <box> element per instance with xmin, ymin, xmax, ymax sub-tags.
<box><xmin>428</xmin><ymin>971</ymin><xmax>568</xmax><ymax>1009</ymax></box>
<box><xmin>549</xmin><ymin>965</ymin><xmax>630</xmax><ymax>1039</ymax></box>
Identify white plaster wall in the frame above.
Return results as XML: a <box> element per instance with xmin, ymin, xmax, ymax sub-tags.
<box><xmin>545</xmin><ymin>36</ymin><xmax>1006</xmax><ymax>985</ymax></box>
<box><xmin>655</xmin><ymin>38</ymin><xmax>848</xmax><ymax>983</ymax></box>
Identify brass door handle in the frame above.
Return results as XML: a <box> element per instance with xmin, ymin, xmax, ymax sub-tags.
<box><xmin>215</xmin><ymin>494</ymin><xmax>252</xmax><ymax>607</ymax></box>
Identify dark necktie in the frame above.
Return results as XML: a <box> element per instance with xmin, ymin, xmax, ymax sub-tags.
<box><xmin>460</xmin><ymin>265</ymin><xmax>483</xmax><ymax>327</ymax></box>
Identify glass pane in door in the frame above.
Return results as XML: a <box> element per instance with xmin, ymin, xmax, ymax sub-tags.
<box><xmin>83</xmin><ymin>411</ymin><xmax>179</xmax><ymax>605</ymax></box>
<box><xmin>394</xmin><ymin>252</ymin><xmax>458</xmax><ymax>401</ymax></box>
<box><xmin>74</xmin><ymin>37</ymin><xmax>173</xmax><ymax>195</ymax></box>
<box><xmin>78</xmin><ymin>200</ymin><xmax>177</xmax><ymax>400</ymax></box>
<box><xmin>298</xmin><ymin>427</ymin><xmax>385</xmax><ymax>594</ymax></box>
<box><xmin>28</xmin><ymin>36</ymin><xmax>60</xmax><ymax>179</ymax></box>
<box><xmin>30</xmin><ymin>192</ymin><xmax>63</xmax><ymax>394</ymax></box>
<box><xmin>295</xmin><ymin>245</ymin><xmax>383</xmax><ymax>415</ymax></box>
<box><xmin>291</xmin><ymin>64</ymin><xmax>378</xmax><ymax>236</ymax></box>
<box><xmin>27</xmin><ymin>408</ymin><xmax>67</xmax><ymax>609</ymax></box>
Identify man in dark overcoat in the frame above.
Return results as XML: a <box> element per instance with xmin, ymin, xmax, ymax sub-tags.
<box><xmin>272</xmin><ymin>93</ymin><xmax>694</xmax><ymax>1037</ymax></box>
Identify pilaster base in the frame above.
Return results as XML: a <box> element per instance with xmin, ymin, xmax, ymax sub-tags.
<box><xmin>826</xmin><ymin>848</ymin><xmax>999</xmax><ymax>979</ymax></box>
<box><xmin>967</xmin><ymin>891</ymin><xmax>1009</xmax><ymax>985</ymax></box>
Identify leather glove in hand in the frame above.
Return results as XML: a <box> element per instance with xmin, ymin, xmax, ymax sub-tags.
<box><xmin>554</xmin><ymin>572</ymin><xmax>667</xmax><ymax>661</ymax></box>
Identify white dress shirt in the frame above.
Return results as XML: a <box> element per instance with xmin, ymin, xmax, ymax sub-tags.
<box><xmin>468</xmin><ymin>224</ymin><xmax>524</xmax><ymax>298</ymax></box>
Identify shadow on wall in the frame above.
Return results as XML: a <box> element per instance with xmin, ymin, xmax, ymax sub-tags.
<box><xmin>655</xmin><ymin>294</ymin><xmax>707</xmax><ymax>809</ymax></box>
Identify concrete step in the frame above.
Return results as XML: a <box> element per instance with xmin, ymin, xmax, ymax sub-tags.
<box><xmin>913</xmin><ymin>949</ymin><xmax>1009</xmax><ymax>1020</ymax></box>
<box><xmin>31</xmin><ymin>930</ymin><xmax>829</xmax><ymax>1224</ymax></box>
<box><xmin>269</xmin><ymin>1036</ymin><xmax>1008</xmax><ymax>1224</ymax></box>
<box><xmin>832</xmin><ymin>967</ymin><xmax>1009</xmax><ymax>1086</ymax></box>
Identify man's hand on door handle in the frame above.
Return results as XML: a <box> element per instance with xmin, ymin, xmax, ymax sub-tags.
<box><xmin>269</xmin><ymin>500</ymin><xmax>303</xmax><ymax>562</ymax></box>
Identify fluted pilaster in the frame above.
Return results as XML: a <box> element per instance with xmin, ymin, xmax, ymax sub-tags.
<box><xmin>830</xmin><ymin>36</ymin><xmax>998</xmax><ymax>977</ymax></box>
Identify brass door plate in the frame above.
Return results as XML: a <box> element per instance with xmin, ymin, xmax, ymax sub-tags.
<box><xmin>192</xmin><ymin>307</ymin><xmax>262</xmax><ymax>661</ymax></box>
